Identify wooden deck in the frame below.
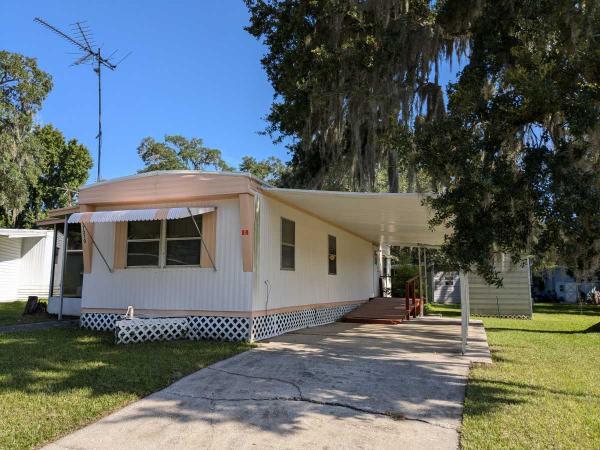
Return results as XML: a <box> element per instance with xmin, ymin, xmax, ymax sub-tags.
<box><xmin>342</xmin><ymin>297</ymin><xmax>423</xmax><ymax>324</ymax></box>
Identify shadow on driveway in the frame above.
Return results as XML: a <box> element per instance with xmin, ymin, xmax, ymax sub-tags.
<box><xmin>46</xmin><ymin>318</ymin><xmax>491</xmax><ymax>450</ymax></box>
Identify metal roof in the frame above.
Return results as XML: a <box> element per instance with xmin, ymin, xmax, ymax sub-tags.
<box><xmin>68</xmin><ymin>207</ymin><xmax>215</xmax><ymax>223</ymax></box>
<box><xmin>263</xmin><ymin>188</ymin><xmax>448</xmax><ymax>247</ymax></box>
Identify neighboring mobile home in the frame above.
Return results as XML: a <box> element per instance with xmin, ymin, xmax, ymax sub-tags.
<box><xmin>42</xmin><ymin>171</ymin><xmax>447</xmax><ymax>342</ymax></box>
<box><xmin>0</xmin><ymin>228</ymin><xmax>54</xmax><ymax>302</ymax></box>
<box><xmin>433</xmin><ymin>271</ymin><xmax>461</xmax><ymax>304</ymax></box>
<box><xmin>533</xmin><ymin>267</ymin><xmax>599</xmax><ymax>303</ymax></box>
<box><xmin>433</xmin><ymin>256</ymin><xmax>533</xmax><ymax>318</ymax></box>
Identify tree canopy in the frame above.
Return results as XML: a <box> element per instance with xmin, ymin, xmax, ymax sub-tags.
<box><xmin>0</xmin><ymin>51</ymin><xmax>93</xmax><ymax>227</ymax></box>
<box><xmin>245</xmin><ymin>0</ymin><xmax>471</xmax><ymax>192</ymax></box>
<box><xmin>239</xmin><ymin>155</ymin><xmax>287</xmax><ymax>185</ymax></box>
<box><xmin>137</xmin><ymin>134</ymin><xmax>287</xmax><ymax>185</ymax></box>
<box><xmin>247</xmin><ymin>0</ymin><xmax>600</xmax><ymax>282</ymax></box>
<box><xmin>23</xmin><ymin>125</ymin><xmax>93</xmax><ymax>226</ymax></box>
<box><xmin>137</xmin><ymin>135</ymin><xmax>233</xmax><ymax>172</ymax></box>
<box><xmin>0</xmin><ymin>50</ymin><xmax>53</xmax><ymax>225</ymax></box>
<box><xmin>417</xmin><ymin>0</ymin><xmax>600</xmax><ymax>281</ymax></box>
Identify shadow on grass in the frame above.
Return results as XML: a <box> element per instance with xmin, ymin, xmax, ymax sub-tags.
<box><xmin>485</xmin><ymin>321</ymin><xmax>600</xmax><ymax>334</ymax></box>
<box><xmin>0</xmin><ymin>328</ymin><xmax>251</xmax><ymax>399</ymax></box>
<box><xmin>533</xmin><ymin>303</ymin><xmax>600</xmax><ymax>316</ymax></box>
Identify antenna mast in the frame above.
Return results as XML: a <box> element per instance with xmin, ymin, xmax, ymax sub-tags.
<box><xmin>34</xmin><ymin>17</ymin><xmax>130</xmax><ymax>181</ymax></box>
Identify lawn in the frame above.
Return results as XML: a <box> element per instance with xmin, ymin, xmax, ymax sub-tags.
<box><xmin>0</xmin><ymin>328</ymin><xmax>251</xmax><ymax>450</ymax></box>
<box><xmin>0</xmin><ymin>300</ymin><xmax>53</xmax><ymax>327</ymax></box>
<box><xmin>431</xmin><ymin>302</ymin><xmax>600</xmax><ymax>449</ymax></box>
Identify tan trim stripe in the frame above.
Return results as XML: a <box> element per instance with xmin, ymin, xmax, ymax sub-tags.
<box><xmin>82</xmin><ymin>307</ymin><xmax>253</xmax><ymax>317</ymax></box>
<box><xmin>250</xmin><ymin>299</ymin><xmax>368</xmax><ymax>317</ymax></box>
<box><xmin>239</xmin><ymin>193</ymin><xmax>254</xmax><ymax>272</ymax></box>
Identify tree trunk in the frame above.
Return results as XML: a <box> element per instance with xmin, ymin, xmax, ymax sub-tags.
<box><xmin>407</xmin><ymin>163</ymin><xmax>416</xmax><ymax>193</ymax></box>
<box><xmin>388</xmin><ymin>148</ymin><xmax>399</xmax><ymax>193</ymax></box>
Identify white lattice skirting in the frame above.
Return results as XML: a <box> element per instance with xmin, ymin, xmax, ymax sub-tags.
<box><xmin>80</xmin><ymin>312</ymin><xmax>120</xmax><ymax>331</ymax></box>
<box><xmin>250</xmin><ymin>303</ymin><xmax>360</xmax><ymax>341</ymax></box>
<box><xmin>116</xmin><ymin>318</ymin><xmax>189</xmax><ymax>344</ymax></box>
<box><xmin>80</xmin><ymin>303</ymin><xmax>361</xmax><ymax>344</ymax></box>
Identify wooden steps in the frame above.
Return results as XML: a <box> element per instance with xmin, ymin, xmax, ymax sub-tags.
<box><xmin>342</xmin><ymin>297</ymin><xmax>421</xmax><ymax>324</ymax></box>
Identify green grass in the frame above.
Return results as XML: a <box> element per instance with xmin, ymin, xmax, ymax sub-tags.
<box><xmin>431</xmin><ymin>302</ymin><xmax>600</xmax><ymax>449</ymax></box>
<box><xmin>426</xmin><ymin>302</ymin><xmax>462</xmax><ymax>317</ymax></box>
<box><xmin>0</xmin><ymin>300</ymin><xmax>53</xmax><ymax>327</ymax></box>
<box><xmin>0</xmin><ymin>328</ymin><xmax>251</xmax><ymax>450</ymax></box>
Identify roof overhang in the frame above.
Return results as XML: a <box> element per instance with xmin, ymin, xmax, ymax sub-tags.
<box><xmin>261</xmin><ymin>188</ymin><xmax>448</xmax><ymax>247</ymax></box>
<box><xmin>0</xmin><ymin>228</ymin><xmax>50</xmax><ymax>239</ymax></box>
<box><xmin>35</xmin><ymin>171</ymin><xmax>449</xmax><ymax>247</ymax></box>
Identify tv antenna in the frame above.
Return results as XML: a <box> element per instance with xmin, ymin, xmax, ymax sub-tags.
<box><xmin>34</xmin><ymin>17</ymin><xmax>130</xmax><ymax>181</ymax></box>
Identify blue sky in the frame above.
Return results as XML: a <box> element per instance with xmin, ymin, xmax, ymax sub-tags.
<box><xmin>2</xmin><ymin>1</ymin><xmax>283</xmax><ymax>182</ymax></box>
<box><xmin>2</xmin><ymin>1</ymin><xmax>462</xmax><ymax>183</ymax></box>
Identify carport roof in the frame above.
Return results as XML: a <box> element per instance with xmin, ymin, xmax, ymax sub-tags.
<box><xmin>262</xmin><ymin>187</ymin><xmax>448</xmax><ymax>247</ymax></box>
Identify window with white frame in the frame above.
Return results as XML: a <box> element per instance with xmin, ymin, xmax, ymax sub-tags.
<box><xmin>126</xmin><ymin>215</ymin><xmax>203</xmax><ymax>268</ymax></box>
<box><xmin>166</xmin><ymin>216</ymin><xmax>202</xmax><ymax>266</ymax></box>
<box><xmin>328</xmin><ymin>235</ymin><xmax>337</xmax><ymax>275</ymax></box>
<box><xmin>281</xmin><ymin>217</ymin><xmax>295</xmax><ymax>270</ymax></box>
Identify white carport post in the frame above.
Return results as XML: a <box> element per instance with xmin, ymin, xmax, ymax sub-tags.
<box><xmin>58</xmin><ymin>215</ymin><xmax>69</xmax><ymax>321</ymax></box>
<box><xmin>459</xmin><ymin>270</ymin><xmax>470</xmax><ymax>354</ymax></box>
<box><xmin>376</xmin><ymin>246</ymin><xmax>384</xmax><ymax>297</ymax></box>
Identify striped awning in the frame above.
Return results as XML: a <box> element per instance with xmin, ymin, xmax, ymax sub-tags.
<box><xmin>68</xmin><ymin>207</ymin><xmax>215</xmax><ymax>224</ymax></box>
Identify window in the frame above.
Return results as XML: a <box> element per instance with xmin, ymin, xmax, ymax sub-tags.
<box><xmin>126</xmin><ymin>215</ymin><xmax>203</xmax><ymax>268</ymax></box>
<box><xmin>328</xmin><ymin>235</ymin><xmax>337</xmax><ymax>275</ymax></box>
<box><xmin>281</xmin><ymin>218</ymin><xmax>295</xmax><ymax>270</ymax></box>
<box><xmin>127</xmin><ymin>221</ymin><xmax>161</xmax><ymax>267</ymax></box>
<box><xmin>166</xmin><ymin>215</ymin><xmax>202</xmax><ymax>266</ymax></box>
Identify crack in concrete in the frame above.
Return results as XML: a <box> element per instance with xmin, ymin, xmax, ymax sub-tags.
<box><xmin>163</xmin><ymin>390</ymin><xmax>455</xmax><ymax>431</ymax></box>
<box><xmin>204</xmin><ymin>366</ymin><xmax>304</xmax><ymax>397</ymax></box>
<box><xmin>196</xmin><ymin>365</ymin><xmax>455</xmax><ymax>430</ymax></box>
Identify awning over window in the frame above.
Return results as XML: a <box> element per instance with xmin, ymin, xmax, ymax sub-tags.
<box><xmin>68</xmin><ymin>207</ymin><xmax>215</xmax><ymax>224</ymax></box>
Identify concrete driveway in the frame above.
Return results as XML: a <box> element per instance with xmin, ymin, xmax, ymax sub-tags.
<box><xmin>46</xmin><ymin>317</ymin><xmax>491</xmax><ymax>450</ymax></box>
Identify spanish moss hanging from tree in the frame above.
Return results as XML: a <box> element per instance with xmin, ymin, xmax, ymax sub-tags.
<box><xmin>245</xmin><ymin>0</ymin><xmax>476</xmax><ymax>192</ymax></box>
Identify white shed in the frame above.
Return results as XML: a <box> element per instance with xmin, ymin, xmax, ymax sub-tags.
<box><xmin>0</xmin><ymin>228</ymin><xmax>54</xmax><ymax>302</ymax></box>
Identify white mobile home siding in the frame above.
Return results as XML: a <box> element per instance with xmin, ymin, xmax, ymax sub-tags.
<box><xmin>468</xmin><ymin>258</ymin><xmax>532</xmax><ymax>317</ymax></box>
<box><xmin>0</xmin><ymin>233</ymin><xmax>53</xmax><ymax>302</ymax></box>
<box><xmin>254</xmin><ymin>194</ymin><xmax>375</xmax><ymax>312</ymax></box>
<box><xmin>18</xmin><ymin>236</ymin><xmax>53</xmax><ymax>299</ymax></box>
<box><xmin>0</xmin><ymin>236</ymin><xmax>21</xmax><ymax>302</ymax></box>
<box><xmin>433</xmin><ymin>271</ymin><xmax>461</xmax><ymax>304</ymax></box>
<box><xmin>82</xmin><ymin>198</ymin><xmax>252</xmax><ymax>313</ymax></box>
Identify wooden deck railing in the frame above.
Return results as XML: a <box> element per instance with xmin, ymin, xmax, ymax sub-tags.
<box><xmin>404</xmin><ymin>275</ymin><xmax>422</xmax><ymax>320</ymax></box>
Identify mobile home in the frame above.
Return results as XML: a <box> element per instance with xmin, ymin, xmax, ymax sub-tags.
<box><xmin>42</xmin><ymin>171</ymin><xmax>447</xmax><ymax>342</ymax></box>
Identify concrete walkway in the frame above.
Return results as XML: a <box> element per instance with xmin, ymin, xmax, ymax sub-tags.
<box><xmin>46</xmin><ymin>317</ymin><xmax>491</xmax><ymax>450</ymax></box>
<box><xmin>0</xmin><ymin>319</ymin><xmax>78</xmax><ymax>334</ymax></box>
